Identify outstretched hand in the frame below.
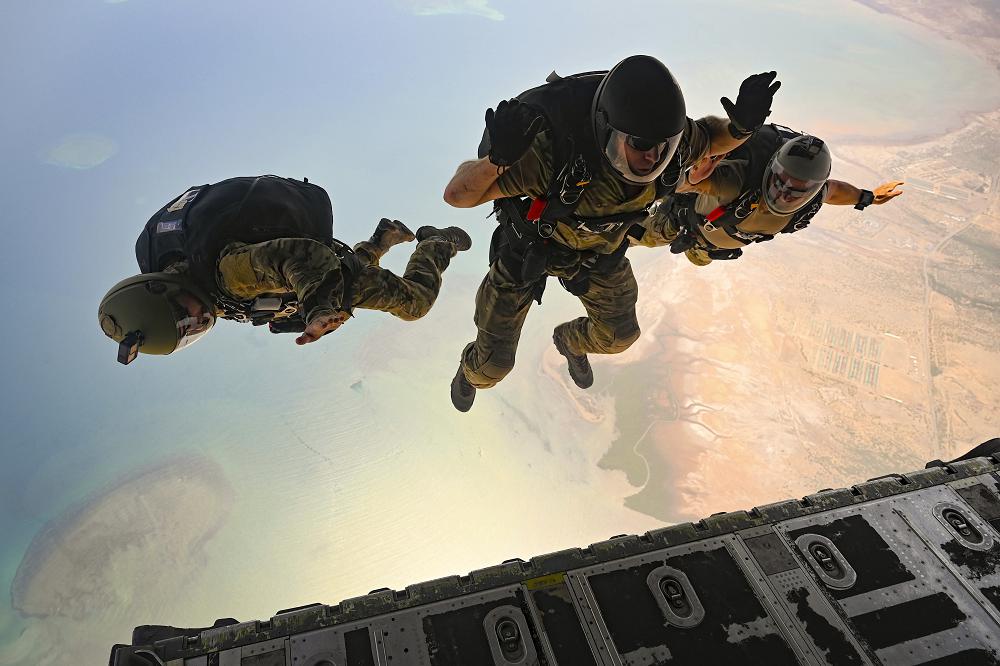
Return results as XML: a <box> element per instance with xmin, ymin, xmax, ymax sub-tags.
<box><xmin>296</xmin><ymin>310</ymin><xmax>350</xmax><ymax>345</ymax></box>
<box><xmin>873</xmin><ymin>180</ymin><xmax>904</xmax><ymax>204</ymax></box>
<box><xmin>485</xmin><ymin>99</ymin><xmax>546</xmax><ymax>167</ymax></box>
<box><xmin>721</xmin><ymin>71</ymin><xmax>781</xmax><ymax>136</ymax></box>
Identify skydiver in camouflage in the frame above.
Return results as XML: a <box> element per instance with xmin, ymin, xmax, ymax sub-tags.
<box><xmin>98</xmin><ymin>175</ymin><xmax>470</xmax><ymax>364</ymax></box>
<box><xmin>632</xmin><ymin>126</ymin><xmax>904</xmax><ymax>264</ymax></box>
<box><xmin>442</xmin><ymin>55</ymin><xmax>781</xmax><ymax>411</ymax></box>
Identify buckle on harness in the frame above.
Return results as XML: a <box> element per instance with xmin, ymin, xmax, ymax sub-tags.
<box><xmin>559</xmin><ymin>155</ymin><xmax>591</xmax><ymax>205</ymax></box>
<box><xmin>525</xmin><ymin>200</ymin><xmax>556</xmax><ymax>237</ymax></box>
<box><xmin>576</xmin><ymin>219</ymin><xmax>626</xmax><ymax>235</ymax></box>
<box><xmin>734</xmin><ymin>191</ymin><xmax>759</xmax><ymax>219</ymax></box>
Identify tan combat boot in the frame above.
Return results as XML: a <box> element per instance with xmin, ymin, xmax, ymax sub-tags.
<box><xmin>416</xmin><ymin>226</ymin><xmax>472</xmax><ymax>252</ymax></box>
<box><xmin>553</xmin><ymin>327</ymin><xmax>594</xmax><ymax>389</ymax></box>
<box><xmin>450</xmin><ymin>364</ymin><xmax>476</xmax><ymax>412</ymax></box>
<box><xmin>356</xmin><ymin>218</ymin><xmax>416</xmax><ymax>262</ymax></box>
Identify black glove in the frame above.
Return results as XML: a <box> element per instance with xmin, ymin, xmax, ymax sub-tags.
<box><xmin>485</xmin><ymin>99</ymin><xmax>546</xmax><ymax>167</ymax></box>
<box><xmin>707</xmin><ymin>248</ymin><xmax>743</xmax><ymax>261</ymax></box>
<box><xmin>669</xmin><ymin>226</ymin><xmax>697</xmax><ymax>254</ymax></box>
<box><xmin>721</xmin><ymin>71</ymin><xmax>781</xmax><ymax>137</ymax></box>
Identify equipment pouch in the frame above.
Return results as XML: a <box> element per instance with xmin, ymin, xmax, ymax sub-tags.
<box><xmin>520</xmin><ymin>241</ymin><xmax>549</xmax><ymax>283</ymax></box>
<box><xmin>559</xmin><ymin>275</ymin><xmax>590</xmax><ymax>296</ymax></box>
<box><xmin>268</xmin><ymin>318</ymin><xmax>307</xmax><ymax>334</ymax></box>
<box><xmin>707</xmin><ymin>248</ymin><xmax>743</xmax><ymax>261</ymax></box>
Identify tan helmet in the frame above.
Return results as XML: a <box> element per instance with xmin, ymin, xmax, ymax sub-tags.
<box><xmin>98</xmin><ymin>272</ymin><xmax>216</xmax><ymax>364</ymax></box>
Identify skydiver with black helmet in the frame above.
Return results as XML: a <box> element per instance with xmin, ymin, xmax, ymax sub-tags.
<box><xmin>443</xmin><ymin>55</ymin><xmax>782</xmax><ymax>411</ymax></box>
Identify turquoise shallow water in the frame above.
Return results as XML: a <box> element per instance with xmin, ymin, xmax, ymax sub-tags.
<box><xmin>1</xmin><ymin>0</ymin><xmax>998</xmax><ymax>662</ymax></box>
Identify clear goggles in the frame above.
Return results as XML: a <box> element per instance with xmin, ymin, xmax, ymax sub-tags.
<box><xmin>166</xmin><ymin>289</ymin><xmax>215</xmax><ymax>350</ymax></box>
<box><xmin>599</xmin><ymin>121</ymin><xmax>683</xmax><ymax>185</ymax></box>
<box><xmin>763</xmin><ymin>160</ymin><xmax>825</xmax><ymax>215</ymax></box>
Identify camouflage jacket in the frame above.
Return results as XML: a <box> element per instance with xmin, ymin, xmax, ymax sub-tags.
<box><xmin>214</xmin><ymin>238</ymin><xmax>346</xmax><ymax>324</ymax></box>
<box><xmin>497</xmin><ymin>118</ymin><xmax>713</xmax><ymax>254</ymax></box>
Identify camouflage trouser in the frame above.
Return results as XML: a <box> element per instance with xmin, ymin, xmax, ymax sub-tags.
<box><xmin>349</xmin><ymin>238</ymin><xmax>455</xmax><ymax>321</ymax></box>
<box><xmin>460</xmin><ymin>255</ymin><xmax>641</xmax><ymax>389</ymax></box>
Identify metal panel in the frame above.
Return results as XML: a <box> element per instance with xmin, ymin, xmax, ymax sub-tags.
<box><xmin>369</xmin><ymin>584</ymin><xmax>543</xmax><ymax>665</ymax></box>
<box><xmin>732</xmin><ymin>529</ymin><xmax>873</xmax><ymax>665</ymax></box>
<box><xmin>287</xmin><ymin>620</ymin><xmax>377</xmax><ymax>665</ymax></box>
<box><xmin>570</xmin><ymin>536</ymin><xmax>798</xmax><ymax>665</ymax></box>
<box><xmin>779</xmin><ymin>486</ymin><xmax>1000</xmax><ymax>664</ymax></box>
<box><xmin>522</xmin><ymin>574</ymin><xmax>602</xmax><ymax>666</ymax></box>
<box><xmin>217</xmin><ymin>648</ymin><xmax>240</xmax><ymax>666</ymax></box>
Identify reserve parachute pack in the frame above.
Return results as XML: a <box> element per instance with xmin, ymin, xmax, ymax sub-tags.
<box><xmin>135</xmin><ymin>175</ymin><xmax>360</xmax><ymax>328</ymax></box>
<box><xmin>109</xmin><ymin>438</ymin><xmax>1000</xmax><ymax>665</ymax></box>
<box><xmin>670</xmin><ymin>124</ymin><xmax>827</xmax><ymax>258</ymax></box>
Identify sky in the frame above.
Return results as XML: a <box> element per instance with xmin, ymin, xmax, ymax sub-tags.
<box><xmin>1</xmin><ymin>0</ymin><xmax>999</xmax><ymax>663</ymax></box>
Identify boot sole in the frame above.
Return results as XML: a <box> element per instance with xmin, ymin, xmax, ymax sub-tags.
<box><xmin>450</xmin><ymin>368</ymin><xmax>476</xmax><ymax>412</ymax></box>
<box><xmin>416</xmin><ymin>226</ymin><xmax>472</xmax><ymax>252</ymax></box>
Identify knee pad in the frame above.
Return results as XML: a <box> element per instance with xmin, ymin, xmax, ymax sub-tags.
<box><xmin>465</xmin><ymin>348</ymin><xmax>516</xmax><ymax>386</ymax></box>
<box><xmin>610</xmin><ymin>325</ymin><xmax>641</xmax><ymax>353</ymax></box>
<box><xmin>594</xmin><ymin>320</ymin><xmax>640</xmax><ymax>354</ymax></box>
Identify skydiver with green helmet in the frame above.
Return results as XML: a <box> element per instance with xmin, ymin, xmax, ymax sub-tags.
<box><xmin>442</xmin><ymin>55</ymin><xmax>781</xmax><ymax>411</ymax></box>
<box><xmin>98</xmin><ymin>175</ymin><xmax>471</xmax><ymax>364</ymax></box>
<box><xmin>632</xmin><ymin>125</ymin><xmax>904</xmax><ymax>263</ymax></box>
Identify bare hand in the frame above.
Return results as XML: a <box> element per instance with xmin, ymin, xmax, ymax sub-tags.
<box><xmin>873</xmin><ymin>181</ymin><xmax>904</xmax><ymax>204</ymax></box>
<box><xmin>296</xmin><ymin>310</ymin><xmax>350</xmax><ymax>345</ymax></box>
<box><xmin>687</xmin><ymin>153</ymin><xmax>726</xmax><ymax>186</ymax></box>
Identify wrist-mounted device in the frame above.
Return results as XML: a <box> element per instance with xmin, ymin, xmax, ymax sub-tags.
<box><xmin>855</xmin><ymin>189</ymin><xmax>875</xmax><ymax>210</ymax></box>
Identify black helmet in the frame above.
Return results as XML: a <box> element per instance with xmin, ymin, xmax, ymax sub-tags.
<box><xmin>591</xmin><ymin>55</ymin><xmax>686</xmax><ymax>185</ymax></box>
<box><xmin>762</xmin><ymin>135</ymin><xmax>831</xmax><ymax>215</ymax></box>
<box><xmin>98</xmin><ymin>272</ymin><xmax>216</xmax><ymax>364</ymax></box>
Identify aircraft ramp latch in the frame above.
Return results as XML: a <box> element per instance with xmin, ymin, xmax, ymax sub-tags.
<box><xmin>647</xmin><ymin>565</ymin><xmax>705</xmax><ymax>628</ymax></box>
<box><xmin>935</xmin><ymin>502</ymin><xmax>994</xmax><ymax>551</ymax></box>
<box><xmin>796</xmin><ymin>534</ymin><xmax>858</xmax><ymax>590</ymax></box>
<box><xmin>482</xmin><ymin>606</ymin><xmax>537</xmax><ymax>665</ymax></box>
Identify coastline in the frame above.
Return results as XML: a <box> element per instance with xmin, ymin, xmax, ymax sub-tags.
<box><xmin>829</xmin><ymin>0</ymin><xmax>1000</xmax><ymax>146</ymax></box>
<box><xmin>9</xmin><ymin>454</ymin><xmax>233</xmax><ymax>620</ymax></box>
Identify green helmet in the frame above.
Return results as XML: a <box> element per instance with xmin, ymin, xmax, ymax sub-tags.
<box><xmin>762</xmin><ymin>135</ymin><xmax>831</xmax><ymax>215</ymax></box>
<box><xmin>98</xmin><ymin>272</ymin><xmax>216</xmax><ymax>364</ymax></box>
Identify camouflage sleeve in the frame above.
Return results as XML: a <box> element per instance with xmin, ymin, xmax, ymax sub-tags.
<box><xmin>693</xmin><ymin>160</ymin><xmax>747</xmax><ymax>204</ymax></box>
<box><xmin>217</xmin><ymin>239</ymin><xmax>344</xmax><ymax>324</ymax></box>
<box><xmin>497</xmin><ymin>130</ymin><xmax>555</xmax><ymax>199</ymax></box>
<box><xmin>678</xmin><ymin>116</ymin><xmax>712</xmax><ymax>168</ymax></box>
<box><xmin>678</xmin><ymin>115</ymin><xmax>736</xmax><ymax>168</ymax></box>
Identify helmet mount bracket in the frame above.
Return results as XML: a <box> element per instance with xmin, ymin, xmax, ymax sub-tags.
<box><xmin>118</xmin><ymin>331</ymin><xmax>144</xmax><ymax>366</ymax></box>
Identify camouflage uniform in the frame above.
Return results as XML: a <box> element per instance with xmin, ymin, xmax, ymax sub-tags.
<box><xmin>216</xmin><ymin>235</ymin><xmax>456</xmax><ymax>326</ymax></box>
<box><xmin>633</xmin><ymin>158</ymin><xmax>827</xmax><ymax>266</ymax></box>
<box><xmin>461</xmin><ymin>121</ymin><xmax>712</xmax><ymax>389</ymax></box>
<box><xmin>632</xmin><ymin>200</ymin><xmax>713</xmax><ymax>266</ymax></box>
